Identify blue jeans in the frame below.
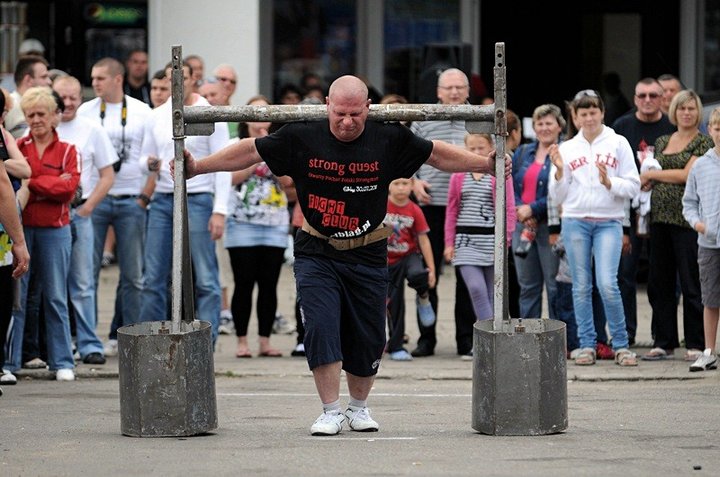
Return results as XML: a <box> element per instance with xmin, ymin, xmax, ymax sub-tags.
<box><xmin>139</xmin><ymin>193</ymin><xmax>220</xmax><ymax>343</ymax></box>
<box><xmin>512</xmin><ymin>221</ymin><xmax>559</xmax><ymax>319</ymax></box>
<box><xmin>562</xmin><ymin>218</ymin><xmax>629</xmax><ymax>351</ymax></box>
<box><xmin>70</xmin><ymin>210</ymin><xmax>104</xmax><ymax>357</ymax></box>
<box><xmin>6</xmin><ymin>226</ymin><xmax>74</xmax><ymax>372</ymax></box>
<box><xmin>92</xmin><ymin>195</ymin><xmax>146</xmax><ymax>332</ymax></box>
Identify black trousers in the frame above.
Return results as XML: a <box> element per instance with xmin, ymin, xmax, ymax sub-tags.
<box><xmin>0</xmin><ymin>265</ymin><xmax>13</xmax><ymax>368</ymax></box>
<box><xmin>415</xmin><ymin>205</ymin><xmax>445</xmax><ymax>351</ymax></box>
<box><xmin>387</xmin><ymin>253</ymin><xmax>429</xmax><ymax>353</ymax></box>
<box><xmin>648</xmin><ymin>223</ymin><xmax>704</xmax><ymax>350</ymax></box>
<box><xmin>617</xmin><ymin>211</ymin><xmax>646</xmax><ymax>341</ymax></box>
<box><xmin>228</xmin><ymin>246</ymin><xmax>285</xmax><ymax>338</ymax></box>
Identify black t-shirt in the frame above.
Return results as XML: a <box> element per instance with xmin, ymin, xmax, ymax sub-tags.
<box><xmin>612</xmin><ymin>112</ymin><xmax>676</xmax><ymax>171</ymax></box>
<box><xmin>256</xmin><ymin>120</ymin><xmax>433</xmax><ymax>266</ymax></box>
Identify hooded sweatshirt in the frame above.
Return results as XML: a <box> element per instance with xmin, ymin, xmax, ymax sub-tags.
<box><xmin>549</xmin><ymin>125</ymin><xmax>639</xmax><ymax>220</ymax></box>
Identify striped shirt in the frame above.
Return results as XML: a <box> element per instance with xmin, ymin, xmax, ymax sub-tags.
<box><xmin>452</xmin><ymin>173</ymin><xmax>495</xmax><ymax>267</ymax></box>
<box><xmin>410</xmin><ymin>119</ymin><xmax>467</xmax><ymax>206</ymax></box>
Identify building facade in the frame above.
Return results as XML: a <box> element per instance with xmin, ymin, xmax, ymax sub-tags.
<box><xmin>3</xmin><ymin>0</ymin><xmax>719</xmax><ymax>117</ymax></box>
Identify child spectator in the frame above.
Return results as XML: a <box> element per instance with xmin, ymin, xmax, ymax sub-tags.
<box><xmin>682</xmin><ymin>107</ymin><xmax>720</xmax><ymax>372</ymax></box>
<box><xmin>385</xmin><ymin>178</ymin><xmax>436</xmax><ymax>361</ymax></box>
<box><xmin>444</xmin><ymin>133</ymin><xmax>516</xmax><ymax>359</ymax></box>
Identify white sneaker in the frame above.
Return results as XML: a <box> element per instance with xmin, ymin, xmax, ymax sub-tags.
<box><xmin>416</xmin><ymin>297</ymin><xmax>436</xmax><ymax>327</ymax></box>
<box><xmin>272</xmin><ymin>312</ymin><xmax>295</xmax><ymax>335</ymax></box>
<box><xmin>310</xmin><ymin>411</ymin><xmax>346</xmax><ymax>436</ymax></box>
<box><xmin>344</xmin><ymin>406</ymin><xmax>379</xmax><ymax>432</ymax></box>
<box><xmin>1</xmin><ymin>370</ymin><xmax>17</xmax><ymax>385</ymax></box>
<box><xmin>23</xmin><ymin>357</ymin><xmax>47</xmax><ymax>369</ymax></box>
<box><xmin>104</xmin><ymin>339</ymin><xmax>118</xmax><ymax>357</ymax></box>
<box><xmin>389</xmin><ymin>349</ymin><xmax>413</xmax><ymax>361</ymax></box>
<box><xmin>56</xmin><ymin>369</ymin><xmax>75</xmax><ymax>381</ymax></box>
<box><xmin>689</xmin><ymin>353</ymin><xmax>717</xmax><ymax>372</ymax></box>
<box><xmin>218</xmin><ymin>314</ymin><xmax>234</xmax><ymax>335</ymax></box>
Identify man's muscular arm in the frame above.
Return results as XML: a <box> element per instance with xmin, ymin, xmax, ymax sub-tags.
<box><xmin>182</xmin><ymin>137</ymin><xmax>263</xmax><ymax>179</ymax></box>
<box><xmin>426</xmin><ymin>140</ymin><xmax>511</xmax><ymax>177</ymax></box>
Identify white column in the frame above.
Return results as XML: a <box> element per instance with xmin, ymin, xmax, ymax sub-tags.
<box><xmin>147</xmin><ymin>0</ymin><xmax>260</xmax><ymax>105</ymax></box>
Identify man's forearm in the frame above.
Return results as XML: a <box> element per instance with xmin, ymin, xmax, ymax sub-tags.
<box><xmin>195</xmin><ymin>137</ymin><xmax>262</xmax><ymax>175</ymax></box>
<box><xmin>0</xmin><ymin>171</ymin><xmax>25</xmax><ymax>246</ymax></box>
<box><xmin>426</xmin><ymin>140</ymin><xmax>492</xmax><ymax>173</ymax></box>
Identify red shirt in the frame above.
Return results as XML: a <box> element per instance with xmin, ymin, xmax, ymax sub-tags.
<box><xmin>385</xmin><ymin>199</ymin><xmax>430</xmax><ymax>265</ymax></box>
<box><xmin>18</xmin><ymin>131</ymin><xmax>79</xmax><ymax>228</ymax></box>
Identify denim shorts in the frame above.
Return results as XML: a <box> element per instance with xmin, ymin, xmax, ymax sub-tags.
<box><xmin>698</xmin><ymin>246</ymin><xmax>720</xmax><ymax>308</ymax></box>
<box><xmin>294</xmin><ymin>255</ymin><xmax>388</xmax><ymax>377</ymax></box>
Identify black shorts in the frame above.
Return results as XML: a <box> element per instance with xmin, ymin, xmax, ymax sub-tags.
<box><xmin>294</xmin><ymin>255</ymin><xmax>388</xmax><ymax>377</ymax></box>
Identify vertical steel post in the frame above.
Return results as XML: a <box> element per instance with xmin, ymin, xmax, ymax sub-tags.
<box><xmin>170</xmin><ymin>45</ymin><xmax>195</xmax><ymax>328</ymax></box>
<box><xmin>492</xmin><ymin>43</ymin><xmax>508</xmax><ymax>331</ymax></box>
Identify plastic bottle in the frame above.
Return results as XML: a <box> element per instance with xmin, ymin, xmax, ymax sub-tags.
<box><xmin>514</xmin><ymin>226</ymin><xmax>536</xmax><ymax>258</ymax></box>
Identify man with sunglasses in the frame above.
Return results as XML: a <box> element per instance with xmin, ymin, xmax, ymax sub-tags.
<box><xmin>612</xmin><ymin>77</ymin><xmax>676</xmax><ymax>346</ymax></box>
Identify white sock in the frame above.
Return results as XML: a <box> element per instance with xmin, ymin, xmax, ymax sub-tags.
<box><xmin>704</xmin><ymin>348</ymin><xmax>712</xmax><ymax>356</ymax></box>
<box><xmin>348</xmin><ymin>397</ymin><xmax>367</xmax><ymax>410</ymax></box>
<box><xmin>322</xmin><ymin>399</ymin><xmax>341</xmax><ymax>414</ymax></box>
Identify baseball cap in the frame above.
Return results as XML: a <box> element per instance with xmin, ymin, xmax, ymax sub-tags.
<box><xmin>19</xmin><ymin>38</ymin><xmax>45</xmax><ymax>55</ymax></box>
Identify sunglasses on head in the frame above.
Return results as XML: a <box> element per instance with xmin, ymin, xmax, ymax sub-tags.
<box><xmin>573</xmin><ymin>89</ymin><xmax>599</xmax><ymax>101</ymax></box>
<box><xmin>635</xmin><ymin>92</ymin><xmax>660</xmax><ymax>99</ymax></box>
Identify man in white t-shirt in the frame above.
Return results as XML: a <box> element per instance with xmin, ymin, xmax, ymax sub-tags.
<box><xmin>5</xmin><ymin>55</ymin><xmax>51</xmax><ymax>138</ymax></box>
<box><xmin>138</xmin><ymin>62</ymin><xmax>230</xmax><ymax>342</ymax></box>
<box><xmin>77</xmin><ymin>58</ymin><xmax>152</xmax><ymax>354</ymax></box>
<box><xmin>54</xmin><ymin>75</ymin><xmax>117</xmax><ymax>365</ymax></box>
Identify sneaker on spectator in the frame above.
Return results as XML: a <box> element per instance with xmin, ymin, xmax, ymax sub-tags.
<box><xmin>411</xmin><ymin>344</ymin><xmax>434</xmax><ymax>357</ymax></box>
<box><xmin>83</xmin><ymin>352</ymin><xmax>106</xmax><ymax>365</ymax></box>
<box><xmin>389</xmin><ymin>349</ymin><xmax>413</xmax><ymax>361</ymax></box>
<box><xmin>291</xmin><ymin>343</ymin><xmax>306</xmax><ymax>357</ymax></box>
<box><xmin>310</xmin><ymin>410</ymin><xmax>346</xmax><ymax>436</ymax></box>
<box><xmin>101</xmin><ymin>252</ymin><xmax>115</xmax><ymax>268</ymax></box>
<box><xmin>218</xmin><ymin>311</ymin><xmax>234</xmax><ymax>335</ymax></box>
<box><xmin>416</xmin><ymin>297</ymin><xmax>436</xmax><ymax>327</ymax></box>
<box><xmin>689</xmin><ymin>353</ymin><xmax>717</xmax><ymax>372</ymax></box>
<box><xmin>1</xmin><ymin>370</ymin><xmax>17</xmax><ymax>385</ymax></box>
<box><xmin>272</xmin><ymin>312</ymin><xmax>295</xmax><ymax>335</ymax></box>
<box><xmin>344</xmin><ymin>406</ymin><xmax>379</xmax><ymax>432</ymax></box>
<box><xmin>104</xmin><ymin>339</ymin><xmax>118</xmax><ymax>357</ymax></box>
<box><xmin>22</xmin><ymin>357</ymin><xmax>47</xmax><ymax>369</ymax></box>
<box><xmin>596</xmin><ymin>342</ymin><xmax>615</xmax><ymax>360</ymax></box>
<box><xmin>56</xmin><ymin>369</ymin><xmax>75</xmax><ymax>381</ymax></box>
<box><xmin>461</xmin><ymin>351</ymin><xmax>473</xmax><ymax>361</ymax></box>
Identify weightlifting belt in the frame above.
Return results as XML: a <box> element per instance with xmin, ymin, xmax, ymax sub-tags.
<box><xmin>301</xmin><ymin>218</ymin><xmax>392</xmax><ymax>251</ymax></box>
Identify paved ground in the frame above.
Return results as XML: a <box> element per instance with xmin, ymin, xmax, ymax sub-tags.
<box><xmin>2</xmin><ymin>263</ymin><xmax>719</xmax><ymax>475</ymax></box>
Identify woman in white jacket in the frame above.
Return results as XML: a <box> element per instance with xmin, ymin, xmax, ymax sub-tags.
<box><xmin>549</xmin><ymin>90</ymin><xmax>640</xmax><ymax>366</ymax></box>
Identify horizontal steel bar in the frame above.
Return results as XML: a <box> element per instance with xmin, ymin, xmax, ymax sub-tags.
<box><xmin>183</xmin><ymin>103</ymin><xmax>496</xmax><ymax>124</ymax></box>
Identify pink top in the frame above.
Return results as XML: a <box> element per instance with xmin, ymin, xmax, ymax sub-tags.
<box><xmin>444</xmin><ymin>173</ymin><xmax>516</xmax><ymax>248</ymax></box>
<box><xmin>521</xmin><ymin>160</ymin><xmax>542</xmax><ymax>205</ymax></box>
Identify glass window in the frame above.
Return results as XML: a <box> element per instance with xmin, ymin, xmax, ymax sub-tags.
<box><xmin>272</xmin><ymin>0</ymin><xmax>356</xmax><ymax>103</ymax></box>
<box><xmin>383</xmin><ymin>0</ymin><xmax>460</xmax><ymax>101</ymax></box>
<box><xmin>703</xmin><ymin>0</ymin><xmax>720</xmax><ymax>94</ymax></box>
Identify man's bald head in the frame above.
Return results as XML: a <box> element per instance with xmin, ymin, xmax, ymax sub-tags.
<box><xmin>326</xmin><ymin>75</ymin><xmax>370</xmax><ymax>143</ymax></box>
<box><xmin>327</xmin><ymin>75</ymin><xmax>369</xmax><ymax>104</ymax></box>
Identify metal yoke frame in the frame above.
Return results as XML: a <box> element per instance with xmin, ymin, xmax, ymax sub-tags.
<box><xmin>170</xmin><ymin>43</ymin><xmax>509</xmax><ymax>332</ymax></box>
